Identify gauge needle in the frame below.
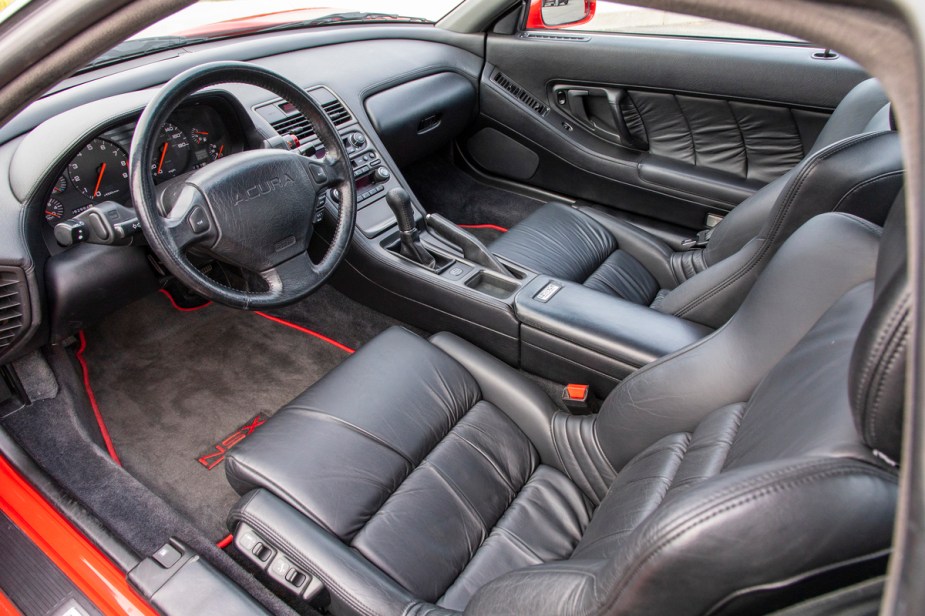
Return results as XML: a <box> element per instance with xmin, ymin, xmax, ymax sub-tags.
<box><xmin>157</xmin><ymin>142</ymin><xmax>169</xmax><ymax>173</ymax></box>
<box><xmin>217</xmin><ymin>144</ymin><xmax>224</xmax><ymax>158</ymax></box>
<box><xmin>92</xmin><ymin>162</ymin><xmax>106</xmax><ymax>197</ymax></box>
<box><xmin>45</xmin><ymin>210</ymin><xmax>61</xmax><ymax>218</ymax></box>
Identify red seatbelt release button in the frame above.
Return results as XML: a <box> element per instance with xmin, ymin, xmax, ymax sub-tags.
<box><xmin>564</xmin><ymin>384</ymin><xmax>589</xmax><ymax>402</ymax></box>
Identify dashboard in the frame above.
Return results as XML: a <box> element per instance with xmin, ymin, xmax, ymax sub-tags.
<box><xmin>0</xmin><ymin>31</ymin><xmax>484</xmax><ymax>365</ymax></box>
<box><xmin>43</xmin><ymin>101</ymin><xmax>239</xmax><ymax>229</ymax></box>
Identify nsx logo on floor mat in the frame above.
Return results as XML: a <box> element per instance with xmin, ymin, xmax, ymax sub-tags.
<box><xmin>197</xmin><ymin>414</ymin><xmax>268</xmax><ymax>470</ymax></box>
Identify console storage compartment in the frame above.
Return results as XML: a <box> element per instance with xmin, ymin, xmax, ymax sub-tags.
<box><xmin>515</xmin><ymin>278</ymin><xmax>713</xmax><ymax>395</ymax></box>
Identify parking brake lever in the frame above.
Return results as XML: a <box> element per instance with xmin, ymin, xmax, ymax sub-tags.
<box><xmin>425</xmin><ymin>213</ymin><xmax>510</xmax><ymax>276</ymax></box>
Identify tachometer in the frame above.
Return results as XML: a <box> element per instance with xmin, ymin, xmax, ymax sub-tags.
<box><xmin>68</xmin><ymin>138</ymin><xmax>129</xmax><ymax>201</ymax></box>
<box><xmin>151</xmin><ymin>122</ymin><xmax>191</xmax><ymax>181</ymax></box>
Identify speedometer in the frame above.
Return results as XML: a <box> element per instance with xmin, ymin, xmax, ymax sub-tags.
<box><xmin>68</xmin><ymin>138</ymin><xmax>129</xmax><ymax>201</ymax></box>
<box><xmin>151</xmin><ymin>122</ymin><xmax>191</xmax><ymax>181</ymax></box>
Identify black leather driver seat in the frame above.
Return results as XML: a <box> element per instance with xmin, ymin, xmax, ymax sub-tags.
<box><xmin>490</xmin><ymin>78</ymin><xmax>902</xmax><ymax>327</ymax></box>
<box><xmin>225</xmin><ymin>205</ymin><xmax>906</xmax><ymax>615</ymax></box>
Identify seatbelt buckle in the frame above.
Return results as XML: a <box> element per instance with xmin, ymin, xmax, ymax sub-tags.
<box><xmin>562</xmin><ymin>384</ymin><xmax>590</xmax><ymax>412</ymax></box>
<box><xmin>680</xmin><ymin>228</ymin><xmax>713</xmax><ymax>250</ymax></box>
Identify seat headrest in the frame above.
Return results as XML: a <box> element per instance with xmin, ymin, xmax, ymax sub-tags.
<box><xmin>812</xmin><ymin>78</ymin><xmax>891</xmax><ymax>153</ymax></box>
<box><xmin>849</xmin><ymin>195</ymin><xmax>910</xmax><ymax>462</ymax></box>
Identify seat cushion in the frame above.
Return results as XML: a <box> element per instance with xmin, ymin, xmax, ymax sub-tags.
<box><xmin>226</xmin><ymin>326</ymin><xmax>592</xmax><ymax>608</ymax></box>
<box><xmin>490</xmin><ymin>202</ymin><xmax>661</xmax><ymax>305</ymax></box>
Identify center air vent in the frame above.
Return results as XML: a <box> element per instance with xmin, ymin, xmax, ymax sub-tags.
<box><xmin>0</xmin><ymin>268</ymin><xmax>25</xmax><ymax>351</ymax></box>
<box><xmin>492</xmin><ymin>71</ymin><xmax>548</xmax><ymax>116</ymax></box>
<box><xmin>265</xmin><ymin>93</ymin><xmax>353</xmax><ymax>142</ymax></box>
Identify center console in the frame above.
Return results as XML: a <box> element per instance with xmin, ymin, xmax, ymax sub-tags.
<box><xmin>515</xmin><ymin>278</ymin><xmax>712</xmax><ymax>395</ymax></box>
<box><xmin>257</xmin><ymin>79</ymin><xmax>713</xmax><ymax>395</ymax></box>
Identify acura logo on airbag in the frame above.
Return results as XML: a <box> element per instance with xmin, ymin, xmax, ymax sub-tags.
<box><xmin>233</xmin><ymin>174</ymin><xmax>294</xmax><ymax>205</ymax></box>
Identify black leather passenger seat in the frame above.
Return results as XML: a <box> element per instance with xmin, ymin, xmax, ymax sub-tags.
<box><xmin>490</xmin><ymin>78</ymin><xmax>903</xmax><ymax>328</ymax></box>
<box><xmin>223</xmin><ymin>198</ymin><xmax>906</xmax><ymax>614</ymax></box>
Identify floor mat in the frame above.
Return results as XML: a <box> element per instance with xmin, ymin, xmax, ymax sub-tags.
<box><xmin>402</xmin><ymin>155</ymin><xmax>544</xmax><ymax>230</ymax></box>
<box><xmin>266</xmin><ymin>283</ymin><xmax>424</xmax><ymax>350</ymax></box>
<box><xmin>81</xmin><ymin>291</ymin><xmax>356</xmax><ymax>540</ymax></box>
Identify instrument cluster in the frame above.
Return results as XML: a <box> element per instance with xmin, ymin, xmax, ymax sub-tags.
<box><xmin>44</xmin><ymin>103</ymin><xmax>235</xmax><ymax>227</ymax></box>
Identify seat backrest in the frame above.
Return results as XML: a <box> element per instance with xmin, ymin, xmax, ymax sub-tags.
<box><xmin>656</xmin><ymin>79</ymin><xmax>902</xmax><ymax>328</ymax></box>
<box><xmin>466</xmin><ymin>205</ymin><xmax>906</xmax><ymax>615</ymax></box>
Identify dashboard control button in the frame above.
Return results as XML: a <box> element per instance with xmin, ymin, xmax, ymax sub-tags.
<box><xmin>309</xmin><ymin>163</ymin><xmax>328</xmax><ymax>185</ymax></box>
<box><xmin>188</xmin><ymin>206</ymin><xmax>210</xmax><ymax>234</ymax></box>
<box><xmin>54</xmin><ymin>219</ymin><xmax>88</xmax><ymax>247</ymax></box>
<box><xmin>372</xmin><ymin>167</ymin><xmax>391</xmax><ymax>183</ymax></box>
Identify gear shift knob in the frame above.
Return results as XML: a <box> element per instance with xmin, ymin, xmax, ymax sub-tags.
<box><xmin>384</xmin><ymin>188</ymin><xmax>436</xmax><ymax>268</ymax></box>
<box><xmin>385</xmin><ymin>188</ymin><xmax>416</xmax><ymax>233</ymax></box>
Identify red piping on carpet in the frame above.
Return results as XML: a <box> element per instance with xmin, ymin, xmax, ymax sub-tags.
<box><xmin>254</xmin><ymin>312</ymin><xmax>355</xmax><ymax>354</ymax></box>
<box><xmin>459</xmin><ymin>223</ymin><xmax>508</xmax><ymax>233</ymax></box>
<box><xmin>158</xmin><ymin>288</ymin><xmax>212</xmax><ymax>311</ymax></box>
<box><xmin>217</xmin><ymin>534</ymin><xmax>234</xmax><ymax>549</ymax></box>
<box><xmin>75</xmin><ymin>331</ymin><xmax>122</xmax><ymax>466</ymax></box>
<box><xmin>158</xmin><ymin>288</ymin><xmax>355</xmax><ymax>353</ymax></box>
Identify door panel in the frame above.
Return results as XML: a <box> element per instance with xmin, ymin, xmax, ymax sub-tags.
<box><xmin>464</xmin><ymin>30</ymin><xmax>869</xmax><ymax>232</ymax></box>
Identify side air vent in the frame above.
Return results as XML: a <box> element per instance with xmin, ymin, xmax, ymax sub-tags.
<box><xmin>268</xmin><ymin>95</ymin><xmax>353</xmax><ymax>142</ymax></box>
<box><xmin>492</xmin><ymin>71</ymin><xmax>548</xmax><ymax>116</ymax></box>
<box><xmin>0</xmin><ymin>268</ymin><xmax>25</xmax><ymax>351</ymax></box>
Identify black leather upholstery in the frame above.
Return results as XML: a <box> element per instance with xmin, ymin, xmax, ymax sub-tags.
<box><xmin>226</xmin><ymin>206</ymin><xmax>905</xmax><ymax>615</ymax></box>
<box><xmin>490</xmin><ymin>202</ymin><xmax>663</xmax><ymax>305</ymax></box>
<box><xmin>850</xmin><ymin>203</ymin><xmax>909</xmax><ymax>462</ymax></box>
<box><xmin>490</xmin><ymin>79</ymin><xmax>904</xmax><ymax>327</ymax></box>
<box><xmin>623</xmin><ymin>90</ymin><xmax>814</xmax><ymax>183</ymax></box>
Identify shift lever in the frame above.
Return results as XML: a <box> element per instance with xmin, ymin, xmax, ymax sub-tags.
<box><xmin>385</xmin><ymin>188</ymin><xmax>436</xmax><ymax>268</ymax></box>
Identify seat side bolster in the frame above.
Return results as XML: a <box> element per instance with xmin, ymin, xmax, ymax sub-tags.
<box><xmin>577</xmin><ymin>207</ymin><xmax>678</xmax><ymax>289</ymax></box>
<box><xmin>597</xmin><ymin>458</ymin><xmax>897</xmax><ymax>615</ymax></box>
<box><xmin>466</xmin><ymin>459</ymin><xmax>896</xmax><ymax>616</ymax></box>
<box><xmin>429</xmin><ymin>332</ymin><xmax>564</xmax><ymax>470</ymax></box>
<box><xmin>228</xmin><ymin>490</ymin><xmax>443</xmax><ymax>616</ymax></box>
<box><xmin>599</xmin><ymin>213</ymin><xmax>881</xmax><ymax>469</ymax></box>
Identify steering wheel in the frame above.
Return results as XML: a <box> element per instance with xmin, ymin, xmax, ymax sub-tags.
<box><xmin>130</xmin><ymin>61</ymin><xmax>356</xmax><ymax>309</ymax></box>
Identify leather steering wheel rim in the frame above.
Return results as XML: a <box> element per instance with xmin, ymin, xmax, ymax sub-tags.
<box><xmin>130</xmin><ymin>61</ymin><xmax>356</xmax><ymax>309</ymax></box>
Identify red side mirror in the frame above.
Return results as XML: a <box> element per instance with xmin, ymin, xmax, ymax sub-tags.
<box><xmin>526</xmin><ymin>0</ymin><xmax>596</xmax><ymax>30</ymax></box>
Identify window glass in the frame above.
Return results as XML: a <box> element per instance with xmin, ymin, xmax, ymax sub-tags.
<box><xmin>554</xmin><ymin>2</ymin><xmax>802</xmax><ymax>43</ymax></box>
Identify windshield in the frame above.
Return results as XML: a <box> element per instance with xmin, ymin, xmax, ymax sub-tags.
<box><xmin>0</xmin><ymin>0</ymin><xmax>464</xmax><ymax>70</ymax></box>
<box><xmin>134</xmin><ymin>0</ymin><xmax>461</xmax><ymax>39</ymax></box>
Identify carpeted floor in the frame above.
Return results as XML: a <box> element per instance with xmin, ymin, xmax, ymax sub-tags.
<box><xmin>80</xmin><ymin>285</ymin><xmax>411</xmax><ymax>540</ymax></box>
<box><xmin>402</xmin><ymin>155</ymin><xmax>544</xmax><ymax>230</ymax></box>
